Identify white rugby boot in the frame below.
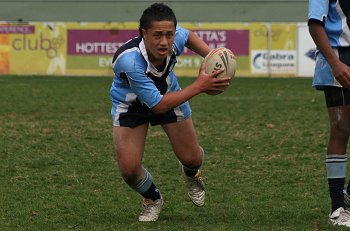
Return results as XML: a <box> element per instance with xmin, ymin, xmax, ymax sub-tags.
<box><xmin>344</xmin><ymin>190</ymin><xmax>350</xmax><ymax>208</ymax></box>
<box><xmin>138</xmin><ymin>195</ymin><xmax>164</xmax><ymax>222</ymax></box>
<box><xmin>180</xmin><ymin>163</ymin><xmax>205</xmax><ymax>206</ymax></box>
<box><xmin>329</xmin><ymin>207</ymin><xmax>350</xmax><ymax>227</ymax></box>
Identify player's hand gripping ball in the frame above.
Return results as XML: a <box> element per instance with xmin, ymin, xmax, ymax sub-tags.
<box><xmin>204</xmin><ymin>47</ymin><xmax>236</xmax><ymax>95</ymax></box>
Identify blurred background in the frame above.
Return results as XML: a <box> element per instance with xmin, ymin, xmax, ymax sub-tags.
<box><xmin>0</xmin><ymin>0</ymin><xmax>313</xmax><ymax>78</ymax></box>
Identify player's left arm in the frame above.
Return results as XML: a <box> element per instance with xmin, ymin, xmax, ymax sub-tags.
<box><xmin>185</xmin><ymin>31</ymin><xmax>211</xmax><ymax>58</ymax></box>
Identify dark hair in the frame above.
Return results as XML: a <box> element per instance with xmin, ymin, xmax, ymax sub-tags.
<box><xmin>139</xmin><ymin>3</ymin><xmax>177</xmax><ymax>36</ymax></box>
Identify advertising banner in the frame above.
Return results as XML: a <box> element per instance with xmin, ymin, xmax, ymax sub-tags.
<box><xmin>175</xmin><ymin>23</ymin><xmax>250</xmax><ymax>77</ymax></box>
<box><xmin>65</xmin><ymin>22</ymin><xmax>139</xmax><ymax>76</ymax></box>
<box><xmin>250</xmin><ymin>23</ymin><xmax>297</xmax><ymax>76</ymax></box>
<box><xmin>0</xmin><ymin>22</ymin><xmax>298</xmax><ymax>77</ymax></box>
<box><xmin>0</xmin><ymin>23</ymin><xmax>67</xmax><ymax>75</ymax></box>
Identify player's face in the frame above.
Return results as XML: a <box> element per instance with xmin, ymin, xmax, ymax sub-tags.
<box><xmin>142</xmin><ymin>20</ymin><xmax>175</xmax><ymax>68</ymax></box>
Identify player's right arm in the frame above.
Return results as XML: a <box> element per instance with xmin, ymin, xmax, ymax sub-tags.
<box><xmin>151</xmin><ymin>65</ymin><xmax>228</xmax><ymax>114</ymax></box>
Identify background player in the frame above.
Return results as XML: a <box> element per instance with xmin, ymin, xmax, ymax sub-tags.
<box><xmin>309</xmin><ymin>0</ymin><xmax>350</xmax><ymax>227</ymax></box>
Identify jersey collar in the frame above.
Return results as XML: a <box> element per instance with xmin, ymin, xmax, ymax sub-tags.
<box><xmin>139</xmin><ymin>39</ymin><xmax>175</xmax><ymax>77</ymax></box>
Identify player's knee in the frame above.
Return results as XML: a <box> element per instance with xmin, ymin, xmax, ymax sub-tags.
<box><xmin>184</xmin><ymin>159</ymin><xmax>201</xmax><ymax>169</ymax></box>
<box><xmin>119</xmin><ymin>165</ymin><xmax>141</xmax><ymax>182</ymax></box>
<box><xmin>182</xmin><ymin>147</ymin><xmax>204</xmax><ymax>169</ymax></box>
<box><xmin>330</xmin><ymin>120</ymin><xmax>350</xmax><ymax>143</ymax></box>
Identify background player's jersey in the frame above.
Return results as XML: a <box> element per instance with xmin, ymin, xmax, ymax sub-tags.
<box><xmin>308</xmin><ymin>0</ymin><xmax>350</xmax><ymax>47</ymax></box>
<box><xmin>110</xmin><ymin>26</ymin><xmax>191</xmax><ymax>117</ymax></box>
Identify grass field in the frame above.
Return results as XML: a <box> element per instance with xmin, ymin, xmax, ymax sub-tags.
<box><xmin>0</xmin><ymin>75</ymin><xmax>347</xmax><ymax>230</ymax></box>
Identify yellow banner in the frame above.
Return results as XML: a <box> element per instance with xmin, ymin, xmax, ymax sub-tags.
<box><xmin>250</xmin><ymin>23</ymin><xmax>296</xmax><ymax>76</ymax></box>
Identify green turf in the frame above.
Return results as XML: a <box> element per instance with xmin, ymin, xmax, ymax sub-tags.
<box><xmin>0</xmin><ymin>75</ymin><xmax>346</xmax><ymax>230</ymax></box>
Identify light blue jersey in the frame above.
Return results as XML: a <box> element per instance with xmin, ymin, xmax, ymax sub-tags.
<box><xmin>110</xmin><ymin>26</ymin><xmax>192</xmax><ymax>127</ymax></box>
<box><xmin>308</xmin><ymin>0</ymin><xmax>350</xmax><ymax>89</ymax></box>
<box><xmin>309</xmin><ymin>0</ymin><xmax>350</xmax><ymax>47</ymax></box>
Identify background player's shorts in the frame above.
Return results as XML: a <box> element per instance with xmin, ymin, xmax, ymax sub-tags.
<box><xmin>320</xmin><ymin>47</ymin><xmax>350</xmax><ymax>108</ymax></box>
<box><xmin>313</xmin><ymin>47</ymin><xmax>350</xmax><ymax>89</ymax></box>
<box><xmin>324</xmin><ymin>86</ymin><xmax>350</xmax><ymax>108</ymax></box>
<box><xmin>112</xmin><ymin>101</ymin><xmax>192</xmax><ymax>127</ymax></box>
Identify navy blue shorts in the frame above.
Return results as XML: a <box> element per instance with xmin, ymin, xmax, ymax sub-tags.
<box><xmin>112</xmin><ymin>102</ymin><xmax>191</xmax><ymax>128</ymax></box>
<box><xmin>115</xmin><ymin>109</ymin><xmax>178</xmax><ymax>127</ymax></box>
<box><xmin>324</xmin><ymin>86</ymin><xmax>350</xmax><ymax>108</ymax></box>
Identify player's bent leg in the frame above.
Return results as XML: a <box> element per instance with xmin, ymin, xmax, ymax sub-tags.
<box><xmin>162</xmin><ymin>118</ymin><xmax>202</xmax><ymax>167</ymax></box>
<box><xmin>327</xmin><ymin>106</ymin><xmax>350</xmax><ymax>210</ymax></box>
<box><xmin>113</xmin><ymin>124</ymin><xmax>163</xmax><ymax>221</ymax></box>
<box><xmin>162</xmin><ymin>118</ymin><xmax>205</xmax><ymax>206</ymax></box>
<box><xmin>113</xmin><ymin>124</ymin><xmax>148</xmax><ymax>186</ymax></box>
